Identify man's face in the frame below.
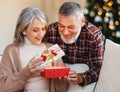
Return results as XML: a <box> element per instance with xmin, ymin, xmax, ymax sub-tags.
<box><xmin>58</xmin><ymin>14</ymin><xmax>84</xmax><ymax>44</ymax></box>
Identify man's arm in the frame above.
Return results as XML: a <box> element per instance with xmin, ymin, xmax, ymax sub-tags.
<box><xmin>79</xmin><ymin>31</ymin><xmax>105</xmax><ymax>86</ymax></box>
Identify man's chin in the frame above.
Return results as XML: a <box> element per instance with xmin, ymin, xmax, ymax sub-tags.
<box><xmin>61</xmin><ymin>37</ymin><xmax>76</xmax><ymax>44</ymax></box>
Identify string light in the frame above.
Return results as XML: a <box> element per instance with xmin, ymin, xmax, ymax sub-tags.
<box><xmin>105</xmin><ymin>12</ymin><xmax>110</xmax><ymax>17</ymax></box>
<box><xmin>116</xmin><ymin>31</ymin><xmax>120</xmax><ymax>38</ymax></box>
<box><xmin>117</xmin><ymin>0</ymin><xmax>120</xmax><ymax>4</ymax></box>
<box><xmin>107</xmin><ymin>1</ymin><xmax>113</xmax><ymax>7</ymax></box>
<box><xmin>102</xmin><ymin>5</ymin><xmax>106</xmax><ymax>10</ymax></box>
<box><xmin>98</xmin><ymin>11</ymin><xmax>102</xmax><ymax>15</ymax></box>
<box><xmin>103</xmin><ymin>0</ymin><xmax>109</xmax><ymax>2</ymax></box>
<box><xmin>85</xmin><ymin>0</ymin><xmax>120</xmax><ymax>43</ymax></box>
<box><xmin>115</xmin><ymin>21</ymin><xmax>119</xmax><ymax>26</ymax></box>
<box><xmin>109</xmin><ymin>24</ymin><xmax>114</xmax><ymax>30</ymax></box>
<box><xmin>118</xmin><ymin>11</ymin><xmax>120</xmax><ymax>15</ymax></box>
<box><xmin>104</xmin><ymin>17</ymin><xmax>109</xmax><ymax>23</ymax></box>
<box><xmin>94</xmin><ymin>16</ymin><xmax>102</xmax><ymax>22</ymax></box>
<box><xmin>112</xmin><ymin>32</ymin><xmax>116</xmax><ymax>36</ymax></box>
<box><xmin>98</xmin><ymin>26</ymin><xmax>103</xmax><ymax>30</ymax></box>
<box><xmin>90</xmin><ymin>11</ymin><xmax>95</xmax><ymax>17</ymax></box>
<box><xmin>84</xmin><ymin>8</ymin><xmax>89</xmax><ymax>15</ymax></box>
<box><xmin>94</xmin><ymin>3</ymin><xmax>99</xmax><ymax>9</ymax></box>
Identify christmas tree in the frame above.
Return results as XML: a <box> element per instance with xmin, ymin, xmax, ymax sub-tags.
<box><xmin>84</xmin><ymin>0</ymin><xmax>120</xmax><ymax>44</ymax></box>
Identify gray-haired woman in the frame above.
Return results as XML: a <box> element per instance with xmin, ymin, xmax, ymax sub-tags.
<box><xmin>0</xmin><ymin>7</ymin><xmax>64</xmax><ymax>92</ymax></box>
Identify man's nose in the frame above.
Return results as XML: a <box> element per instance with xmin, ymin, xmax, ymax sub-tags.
<box><xmin>62</xmin><ymin>28</ymin><xmax>69</xmax><ymax>35</ymax></box>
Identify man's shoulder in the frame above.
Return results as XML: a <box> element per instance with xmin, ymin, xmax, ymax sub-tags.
<box><xmin>85</xmin><ymin>21</ymin><xmax>102</xmax><ymax>36</ymax></box>
<box><xmin>47</xmin><ymin>22</ymin><xmax>59</xmax><ymax>33</ymax></box>
<box><xmin>80</xmin><ymin>21</ymin><xmax>104</xmax><ymax>41</ymax></box>
<box><xmin>48</xmin><ymin>22</ymin><xmax>58</xmax><ymax>27</ymax></box>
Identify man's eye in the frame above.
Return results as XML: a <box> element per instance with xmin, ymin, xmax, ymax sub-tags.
<box><xmin>68</xmin><ymin>27</ymin><xmax>75</xmax><ymax>30</ymax></box>
<box><xmin>59</xmin><ymin>25</ymin><xmax>64</xmax><ymax>29</ymax></box>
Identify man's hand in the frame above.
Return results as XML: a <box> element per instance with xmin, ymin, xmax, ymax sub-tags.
<box><xmin>67</xmin><ymin>70</ymin><xmax>83</xmax><ymax>85</ymax></box>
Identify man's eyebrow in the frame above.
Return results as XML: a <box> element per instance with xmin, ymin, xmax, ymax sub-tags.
<box><xmin>58</xmin><ymin>22</ymin><xmax>63</xmax><ymax>26</ymax></box>
<box><xmin>58</xmin><ymin>22</ymin><xmax>75</xmax><ymax>27</ymax></box>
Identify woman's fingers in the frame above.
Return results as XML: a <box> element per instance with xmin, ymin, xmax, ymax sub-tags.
<box><xmin>27</xmin><ymin>57</ymin><xmax>45</xmax><ymax>73</ymax></box>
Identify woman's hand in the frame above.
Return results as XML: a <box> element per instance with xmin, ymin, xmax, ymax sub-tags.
<box><xmin>26</xmin><ymin>57</ymin><xmax>44</xmax><ymax>74</ymax></box>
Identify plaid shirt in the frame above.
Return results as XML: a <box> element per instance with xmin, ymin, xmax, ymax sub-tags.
<box><xmin>46</xmin><ymin>21</ymin><xmax>105</xmax><ymax>86</ymax></box>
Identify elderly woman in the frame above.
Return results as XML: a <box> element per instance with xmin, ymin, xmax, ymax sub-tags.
<box><xmin>0</xmin><ymin>7</ymin><xmax>64</xmax><ymax>92</ymax></box>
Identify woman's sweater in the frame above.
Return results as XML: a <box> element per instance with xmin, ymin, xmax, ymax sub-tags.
<box><xmin>0</xmin><ymin>42</ymin><xmax>52</xmax><ymax>92</ymax></box>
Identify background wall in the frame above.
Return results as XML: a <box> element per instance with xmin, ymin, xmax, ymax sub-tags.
<box><xmin>42</xmin><ymin>0</ymin><xmax>87</xmax><ymax>23</ymax></box>
<box><xmin>0</xmin><ymin>0</ymin><xmax>86</xmax><ymax>55</ymax></box>
<box><xmin>0</xmin><ymin>0</ymin><xmax>42</xmax><ymax>55</ymax></box>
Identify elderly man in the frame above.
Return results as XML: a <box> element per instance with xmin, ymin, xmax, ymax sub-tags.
<box><xmin>47</xmin><ymin>2</ymin><xmax>105</xmax><ymax>92</ymax></box>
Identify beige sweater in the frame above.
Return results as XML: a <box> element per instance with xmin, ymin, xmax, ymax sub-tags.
<box><xmin>0</xmin><ymin>43</ymin><xmax>69</xmax><ymax>92</ymax></box>
<box><xmin>0</xmin><ymin>43</ymin><xmax>52</xmax><ymax>92</ymax></box>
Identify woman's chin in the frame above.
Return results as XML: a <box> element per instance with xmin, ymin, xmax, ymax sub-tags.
<box><xmin>34</xmin><ymin>41</ymin><xmax>42</xmax><ymax>45</ymax></box>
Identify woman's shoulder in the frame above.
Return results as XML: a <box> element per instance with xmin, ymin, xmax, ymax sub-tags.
<box><xmin>4</xmin><ymin>43</ymin><xmax>20</xmax><ymax>53</ymax></box>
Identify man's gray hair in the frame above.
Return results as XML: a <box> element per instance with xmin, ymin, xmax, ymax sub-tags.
<box><xmin>14</xmin><ymin>7</ymin><xmax>48</xmax><ymax>44</ymax></box>
<box><xmin>59</xmin><ymin>2</ymin><xmax>84</xmax><ymax>19</ymax></box>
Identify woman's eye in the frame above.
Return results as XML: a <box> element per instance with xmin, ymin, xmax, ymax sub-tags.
<box><xmin>42</xmin><ymin>28</ymin><xmax>46</xmax><ymax>31</ymax></box>
<box><xmin>33</xmin><ymin>29</ymin><xmax>38</xmax><ymax>32</ymax></box>
<box><xmin>42</xmin><ymin>27</ymin><xmax>47</xmax><ymax>31</ymax></box>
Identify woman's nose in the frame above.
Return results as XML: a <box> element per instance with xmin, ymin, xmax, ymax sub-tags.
<box><xmin>37</xmin><ymin>30</ymin><xmax>44</xmax><ymax>36</ymax></box>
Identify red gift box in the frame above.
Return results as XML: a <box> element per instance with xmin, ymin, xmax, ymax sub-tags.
<box><xmin>41</xmin><ymin>66</ymin><xmax>70</xmax><ymax>78</ymax></box>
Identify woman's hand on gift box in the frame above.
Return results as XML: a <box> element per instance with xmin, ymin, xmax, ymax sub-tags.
<box><xmin>26</xmin><ymin>57</ymin><xmax>45</xmax><ymax>74</ymax></box>
<box><xmin>66</xmin><ymin>70</ymin><xmax>83</xmax><ymax>85</ymax></box>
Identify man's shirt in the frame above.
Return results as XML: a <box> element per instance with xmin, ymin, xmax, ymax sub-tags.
<box><xmin>46</xmin><ymin>21</ymin><xmax>105</xmax><ymax>86</ymax></box>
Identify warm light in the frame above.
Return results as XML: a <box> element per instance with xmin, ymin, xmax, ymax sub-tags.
<box><xmin>98</xmin><ymin>26</ymin><xmax>103</xmax><ymax>30</ymax></box>
<box><xmin>94</xmin><ymin>5</ymin><xmax>97</xmax><ymax>9</ymax></box>
<box><xmin>109</xmin><ymin>24</ymin><xmax>114</xmax><ymax>30</ymax></box>
<box><xmin>94</xmin><ymin>3</ymin><xmax>99</xmax><ymax>9</ymax></box>
<box><xmin>118</xmin><ymin>11</ymin><xmax>120</xmax><ymax>15</ymax></box>
<box><xmin>107</xmin><ymin>1</ymin><xmax>113</xmax><ymax>7</ymax></box>
<box><xmin>103</xmin><ymin>5</ymin><xmax>106</xmax><ymax>10</ymax></box>
<box><xmin>112</xmin><ymin>32</ymin><xmax>116</xmax><ymax>36</ymax></box>
<box><xmin>105</xmin><ymin>12</ymin><xmax>110</xmax><ymax>17</ymax></box>
<box><xmin>98</xmin><ymin>11</ymin><xmax>102</xmax><ymax>15</ymax></box>
<box><xmin>118</xmin><ymin>6</ymin><xmax>120</xmax><ymax>10</ymax></box>
<box><xmin>115</xmin><ymin>21</ymin><xmax>119</xmax><ymax>26</ymax></box>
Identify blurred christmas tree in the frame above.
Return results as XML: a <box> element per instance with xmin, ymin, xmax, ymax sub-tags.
<box><xmin>84</xmin><ymin>0</ymin><xmax>120</xmax><ymax>44</ymax></box>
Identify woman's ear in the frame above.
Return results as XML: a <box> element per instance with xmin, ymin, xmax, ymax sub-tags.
<box><xmin>22</xmin><ymin>30</ymin><xmax>27</xmax><ymax>35</ymax></box>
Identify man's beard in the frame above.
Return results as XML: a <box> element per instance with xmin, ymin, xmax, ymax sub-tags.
<box><xmin>59</xmin><ymin>30</ymin><xmax>80</xmax><ymax>44</ymax></box>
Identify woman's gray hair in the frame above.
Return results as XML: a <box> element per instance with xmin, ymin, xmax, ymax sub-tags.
<box><xmin>14</xmin><ymin>7</ymin><xmax>48</xmax><ymax>44</ymax></box>
<box><xmin>59</xmin><ymin>2</ymin><xmax>84</xmax><ymax>19</ymax></box>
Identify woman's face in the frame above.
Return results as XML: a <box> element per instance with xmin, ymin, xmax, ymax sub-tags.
<box><xmin>23</xmin><ymin>17</ymin><xmax>47</xmax><ymax>45</ymax></box>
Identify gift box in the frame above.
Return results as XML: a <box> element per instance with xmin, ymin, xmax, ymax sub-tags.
<box><xmin>41</xmin><ymin>44</ymin><xmax>65</xmax><ymax>62</ymax></box>
<box><xmin>39</xmin><ymin>44</ymin><xmax>65</xmax><ymax>68</ymax></box>
<box><xmin>41</xmin><ymin>66</ymin><xmax>70</xmax><ymax>78</ymax></box>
